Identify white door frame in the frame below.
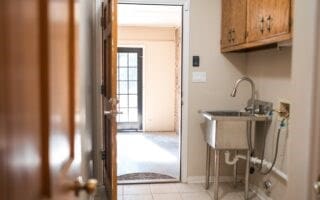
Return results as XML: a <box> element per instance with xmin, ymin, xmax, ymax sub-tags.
<box><xmin>117</xmin><ymin>0</ymin><xmax>190</xmax><ymax>183</ymax></box>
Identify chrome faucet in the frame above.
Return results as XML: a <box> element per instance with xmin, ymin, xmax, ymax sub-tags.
<box><xmin>230</xmin><ymin>76</ymin><xmax>256</xmax><ymax>115</ymax></box>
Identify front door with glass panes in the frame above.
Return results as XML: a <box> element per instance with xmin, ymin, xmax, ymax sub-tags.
<box><xmin>117</xmin><ymin>48</ymin><xmax>143</xmax><ymax>130</ymax></box>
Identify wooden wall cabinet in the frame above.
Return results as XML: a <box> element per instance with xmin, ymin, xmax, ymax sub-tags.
<box><xmin>221</xmin><ymin>0</ymin><xmax>292</xmax><ymax>52</ymax></box>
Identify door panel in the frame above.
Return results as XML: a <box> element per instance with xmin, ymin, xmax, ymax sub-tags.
<box><xmin>247</xmin><ymin>0</ymin><xmax>265</xmax><ymax>42</ymax></box>
<box><xmin>221</xmin><ymin>0</ymin><xmax>232</xmax><ymax>48</ymax></box>
<box><xmin>263</xmin><ymin>0</ymin><xmax>290</xmax><ymax>38</ymax></box>
<box><xmin>0</xmin><ymin>0</ymin><xmax>90</xmax><ymax>199</ymax></box>
<box><xmin>1</xmin><ymin>1</ymin><xmax>42</xmax><ymax>199</ymax></box>
<box><xmin>101</xmin><ymin>0</ymin><xmax>118</xmax><ymax>199</ymax></box>
<box><xmin>230</xmin><ymin>0</ymin><xmax>247</xmax><ymax>46</ymax></box>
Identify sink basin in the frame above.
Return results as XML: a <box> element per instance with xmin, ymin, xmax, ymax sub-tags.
<box><xmin>201</xmin><ymin>110</ymin><xmax>267</xmax><ymax>149</ymax></box>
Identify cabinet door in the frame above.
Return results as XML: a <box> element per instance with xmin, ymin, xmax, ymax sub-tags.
<box><xmin>230</xmin><ymin>0</ymin><xmax>247</xmax><ymax>46</ymax></box>
<box><xmin>247</xmin><ymin>0</ymin><xmax>265</xmax><ymax>42</ymax></box>
<box><xmin>221</xmin><ymin>0</ymin><xmax>232</xmax><ymax>48</ymax></box>
<box><xmin>247</xmin><ymin>0</ymin><xmax>291</xmax><ymax>42</ymax></box>
<box><xmin>263</xmin><ymin>0</ymin><xmax>291</xmax><ymax>38</ymax></box>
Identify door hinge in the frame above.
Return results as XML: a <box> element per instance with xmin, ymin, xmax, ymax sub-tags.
<box><xmin>100</xmin><ymin>150</ymin><xmax>106</xmax><ymax>160</ymax></box>
<box><xmin>100</xmin><ymin>17</ymin><xmax>106</xmax><ymax>29</ymax></box>
<box><xmin>100</xmin><ymin>84</ymin><xmax>105</xmax><ymax>95</ymax></box>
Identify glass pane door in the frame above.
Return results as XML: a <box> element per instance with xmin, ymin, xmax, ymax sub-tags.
<box><xmin>117</xmin><ymin>48</ymin><xmax>142</xmax><ymax>130</ymax></box>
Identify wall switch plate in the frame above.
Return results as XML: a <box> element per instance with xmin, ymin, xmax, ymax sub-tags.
<box><xmin>192</xmin><ymin>56</ymin><xmax>200</xmax><ymax>67</ymax></box>
<box><xmin>192</xmin><ymin>72</ymin><xmax>207</xmax><ymax>82</ymax></box>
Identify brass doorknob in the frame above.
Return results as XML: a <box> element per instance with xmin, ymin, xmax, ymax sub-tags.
<box><xmin>314</xmin><ymin>181</ymin><xmax>320</xmax><ymax>195</ymax></box>
<box><xmin>74</xmin><ymin>176</ymin><xmax>98</xmax><ymax>196</ymax></box>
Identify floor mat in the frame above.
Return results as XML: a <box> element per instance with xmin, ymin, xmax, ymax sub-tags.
<box><xmin>118</xmin><ymin>172</ymin><xmax>175</xmax><ymax>181</ymax></box>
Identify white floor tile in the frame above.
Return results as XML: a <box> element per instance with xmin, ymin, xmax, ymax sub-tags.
<box><xmin>153</xmin><ymin>193</ymin><xmax>182</xmax><ymax>200</ymax></box>
<box><xmin>150</xmin><ymin>183</ymin><xmax>179</xmax><ymax>194</ymax></box>
<box><xmin>123</xmin><ymin>194</ymin><xmax>153</xmax><ymax>200</ymax></box>
<box><xmin>180</xmin><ymin>192</ymin><xmax>212</xmax><ymax>200</ymax></box>
<box><xmin>123</xmin><ymin>184</ymin><xmax>151</xmax><ymax>195</ymax></box>
<box><xmin>176</xmin><ymin>183</ymin><xmax>206</xmax><ymax>193</ymax></box>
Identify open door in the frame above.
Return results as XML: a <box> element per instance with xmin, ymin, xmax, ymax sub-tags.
<box><xmin>101</xmin><ymin>0</ymin><xmax>118</xmax><ymax>199</ymax></box>
<box><xmin>0</xmin><ymin>0</ymin><xmax>95</xmax><ymax>199</ymax></box>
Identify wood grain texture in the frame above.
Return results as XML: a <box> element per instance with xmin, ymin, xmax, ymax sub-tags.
<box><xmin>230</xmin><ymin>0</ymin><xmax>247</xmax><ymax>46</ymax></box>
<box><xmin>222</xmin><ymin>0</ymin><xmax>292</xmax><ymax>52</ymax></box>
<box><xmin>221</xmin><ymin>0</ymin><xmax>232</xmax><ymax>48</ymax></box>
<box><xmin>102</xmin><ymin>0</ymin><xmax>118</xmax><ymax>199</ymax></box>
<box><xmin>1</xmin><ymin>0</ymin><xmax>42</xmax><ymax>199</ymax></box>
<box><xmin>247</xmin><ymin>0</ymin><xmax>265</xmax><ymax>42</ymax></box>
<box><xmin>221</xmin><ymin>33</ymin><xmax>291</xmax><ymax>52</ymax></box>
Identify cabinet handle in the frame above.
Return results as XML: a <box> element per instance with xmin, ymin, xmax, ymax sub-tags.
<box><xmin>266</xmin><ymin>15</ymin><xmax>272</xmax><ymax>32</ymax></box>
<box><xmin>231</xmin><ymin>29</ymin><xmax>235</xmax><ymax>43</ymax></box>
<box><xmin>259</xmin><ymin>17</ymin><xmax>265</xmax><ymax>34</ymax></box>
<box><xmin>228</xmin><ymin>30</ymin><xmax>232</xmax><ymax>42</ymax></box>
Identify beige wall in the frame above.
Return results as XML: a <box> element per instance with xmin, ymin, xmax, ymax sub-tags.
<box><xmin>187</xmin><ymin>0</ymin><xmax>249</xmax><ymax>177</ymax></box>
<box><xmin>118</xmin><ymin>26</ymin><xmax>177</xmax><ymax>132</ymax></box>
<box><xmin>247</xmin><ymin>48</ymin><xmax>292</xmax><ymax>199</ymax></box>
<box><xmin>188</xmin><ymin>0</ymin><xmax>319</xmax><ymax>199</ymax></box>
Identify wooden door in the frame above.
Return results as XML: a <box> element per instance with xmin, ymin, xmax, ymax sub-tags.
<box><xmin>221</xmin><ymin>0</ymin><xmax>246</xmax><ymax>49</ymax></box>
<box><xmin>101</xmin><ymin>0</ymin><xmax>118</xmax><ymax>199</ymax></box>
<box><xmin>0</xmin><ymin>0</ymin><xmax>92</xmax><ymax>199</ymax></box>
<box><xmin>263</xmin><ymin>0</ymin><xmax>291</xmax><ymax>39</ymax></box>
<box><xmin>230</xmin><ymin>0</ymin><xmax>247</xmax><ymax>46</ymax></box>
<box><xmin>221</xmin><ymin>0</ymin><xmax>232</xmax><ymax>48</ymax></box>
<box><xmin>0</xmin><ymin>1</ymin><xmax>43</xmax><ymax>199</ymax></box>
<box><xmin>247</xmin><ymin>0</ymin><xmax>291</xmax><ymax>42</ymax></box>
<box><xmin>247</xmin><ymin>0</ymin><xmax>265</xmax><ymax>42</ymax></box>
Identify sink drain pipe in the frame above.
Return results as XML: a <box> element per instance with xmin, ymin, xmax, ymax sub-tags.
<box><xmin>224</xmin><ymin>151</ymin><xmax>288</xmax><ymax>181</ymax></box>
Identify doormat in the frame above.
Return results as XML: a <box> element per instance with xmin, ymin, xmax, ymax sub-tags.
<box><xmin>118</xmin><ymin>172</ymin><xmax>175</xmax><ymax>181</ymax></box>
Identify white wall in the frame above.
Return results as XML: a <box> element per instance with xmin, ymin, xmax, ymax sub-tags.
<box><xmin>187</xmin><ymin>0</ymin><xmax>249</xmax><ymax>177</ymax></box>
<box><xmin>119</xmin><ymin>26</ymin><xmax>177</xmax><ymax>132</ymax></box>
<box><xmin>247</xmin><ymin>48</ymin><xmax>292</xmax><ymax>199</ymax></box>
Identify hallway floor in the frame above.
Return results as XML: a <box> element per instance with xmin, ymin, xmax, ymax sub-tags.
<box><xmin>117</xmin><ymin>131</ymin><xmax>180</xmax><ymax>182</ymax></box>
<box><xmin>117</xmin><ymin>182</ymin><xmax>261</xmax><ymax>200</ymax></box>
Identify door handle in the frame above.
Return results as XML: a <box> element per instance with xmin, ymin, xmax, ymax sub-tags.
<box><xmin>104</xmin><ymin>110</ymin><xmax>123</xmax><ymax>115</ymax></box>
<box><xmin>73</xmin><ymin>176</ymin><xmax>98</xmax><ymax>196</ymax></box>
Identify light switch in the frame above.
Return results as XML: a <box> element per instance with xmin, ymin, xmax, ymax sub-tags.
<box><xmin>192</xmin><ymin>72</ymin><xmax>207</xmax><ymax>82</ymax></box>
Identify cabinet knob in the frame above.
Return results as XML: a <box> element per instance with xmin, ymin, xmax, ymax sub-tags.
<box><xmin>228</xmin><ymin>30</ymin><xmax>232</xmax><ymax>42</ymax></box>
<box><xmin>266</xmin><ymin>15</ymin><xmax>272</xmax><ymax>32</ymax></box>
<box><xmin>259</xmin><ymin>17</ymin><xmax>265</xmax><ymax>34</ymax></box>
<box><xmin>231</xmin><ymin>28</ymin><xmax>235</xmax><ymax>43</ymax></box>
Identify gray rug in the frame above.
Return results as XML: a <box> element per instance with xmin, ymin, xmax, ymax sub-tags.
<box><xmin>118</xmin><ymin>172</ymin><xmax>175</xmax><ymax>181</ymax></box>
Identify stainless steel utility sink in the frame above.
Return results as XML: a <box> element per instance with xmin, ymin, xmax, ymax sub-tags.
<box><xmin>201</xmin><ymin>110</ymin><xmax>267</xmax><ymax>149</ymax></box>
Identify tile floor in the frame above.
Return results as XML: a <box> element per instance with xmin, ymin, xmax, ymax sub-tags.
<box><xmin>117</xmin><ymin>132</ymin><xmax>180</xmax><ymax>180</ymax></box>
<box><xmin>118</xmin><ymin>183</ymin><xmax>261</xmax><ymax>200</ymax></box>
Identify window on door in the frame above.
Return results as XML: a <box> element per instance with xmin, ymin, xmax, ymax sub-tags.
<box><xmin>117</xmin><ymin>48</ymin><xmax>143</xmax><ymax>130</ymax></box>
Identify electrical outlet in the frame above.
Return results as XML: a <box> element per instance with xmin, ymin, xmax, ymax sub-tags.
<box><xmin>279</xmin><ymin>101</ymin><xmax>290</xmax><ymax>118</ymax></box>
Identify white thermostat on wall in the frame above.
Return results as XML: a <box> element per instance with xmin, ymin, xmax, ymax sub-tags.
<box><xmin>192</xmin><ymin>72</ymin><xmax>207</xmax><ymax>83</ymax></box>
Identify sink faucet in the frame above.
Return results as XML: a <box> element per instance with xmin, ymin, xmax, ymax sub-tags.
<box><xmin>230</xmin><ymin>76</ymin><xmax>256</xmax><ymax>115</ymax></box>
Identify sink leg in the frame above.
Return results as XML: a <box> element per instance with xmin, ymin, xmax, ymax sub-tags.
<box><xmin>214</xmin><ymin>150</ymin><xmax>220</xmax><ymax>200</ymax></box>
<box><xmin>205</xmin><ymin>144</ymin><xmax>211</xmax><ymax>190</ymax></box>
<box><xmin>233</xmin><ymin>150</ymin><xmax>238</xmax><ymax>187</ymax></box>
<box><xmin>244</xmin><ymin>150</ymin><xmax>250</xmax><ymax>200</ymax></box>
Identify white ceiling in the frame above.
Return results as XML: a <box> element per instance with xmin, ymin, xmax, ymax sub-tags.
<box><xmin>118</xmin><ymin>4</ymin><xmax>182</xmax><ymax>27</ymax></box>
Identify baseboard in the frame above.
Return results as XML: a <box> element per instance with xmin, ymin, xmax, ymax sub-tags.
<box><xmin>186</xmin><ymin>176</ymin><xmax>244</xmax><ymax>184</ymax></box>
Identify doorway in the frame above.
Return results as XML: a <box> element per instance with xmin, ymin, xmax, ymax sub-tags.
<box><xmin>117</xmin><ymin>4</ymin><xmax>183</xmax><ymax>183</ymax></box>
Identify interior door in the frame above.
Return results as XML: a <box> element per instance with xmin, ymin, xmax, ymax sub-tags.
<box><xmin>101</xmin><ymin>0</ymin><xmax>118</xmax><ymax>199</ymax></box>
<box><xmin>0</xmin><ymin>0</ymin><xmax>94</xmax><ymax>199</ymax></box>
